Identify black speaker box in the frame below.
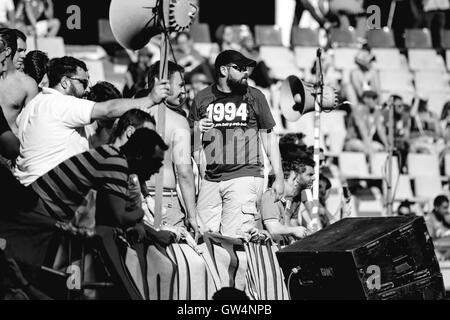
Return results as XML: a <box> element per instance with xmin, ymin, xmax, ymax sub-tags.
<box><xmin>276</xmin><ymin>216</ymin><xmax>445</xmax><ymax>300</ymax></box>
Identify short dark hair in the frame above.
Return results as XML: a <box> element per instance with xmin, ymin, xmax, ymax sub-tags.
<box><xmin>14</xmin><ymin>29</ymin><xmax>26</xmax><ymax>42</ymax></box>
<box><xmin>147</xmin><ymin>60</ymin><xmax>184</xmax><ymax>92</ymax></box>
<box><xmin>47</xmin><ymin>56</ymin><xmax>88</xmax><ymax>88</ymax></box>
<box><xmin>320</xmin><ymin>175</ymin><xmax>332</xmax><ymax>190</ymax></box>
<box><xmin>23</xmin><ymin>50</ymin><xmax>49</xmax><ymax>84</ymax></box>
<box><xmin>87</xmin><ymin>81</ymin><xmax>122</xmax><ymax>102</ymax></box>
<box><xmin>390</xmin><ymin>94</ymin><xmax>402</xmax><ymax>102</ymax></box>
<box><xmin>121</xmin><ymin>128</ymin><xmax>168</xmax><ymax>160</ymax></box>
<box><xmin>282</xmin><ymin>157</ymin><xmax>315</xmax><ymax>179</ymax></box>
<box><xmin>0</xmin><ymin>28</ymin><xmax>17</xmax><ymax>59</ymax></box>
<box><xmin>434</xmin><ymin>195</ymin><xmax>449</xmax><ymax>208</ymax></box>
<box><xmin>111</xmin><ymin>109</ymin><xmax>156</xmax><ymax>142</ymax></box>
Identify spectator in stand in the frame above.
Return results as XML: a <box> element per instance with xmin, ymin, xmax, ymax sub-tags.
<box><xmin>422</xmin><ymin>0</ymin><xmax>450</xmax><ymax>49</ymax></box>
<box><xmin>0</xmin><ymin>28</ymin><xmax>38</xmax><ymax>135</ymax></box>
<box><xmin>0</xmin><ymin>0</ymin><xmax>15</xmax><ymax>27</ymax></box>
<box><xmin>345</xmin><ymin>90</ymin><xmax>388</xmax><ymax>160</ymax></box>
<box><xmin>383</xmin><ymin>94</ymin><xmax>411</xmax><ymax>173</ymax></box>
<box><xmin>15</xmin><ymin>0</ymin><xmax>60</xmax><ymax>37</ymax></box>
<box><xmin>426</xmin><ymin>195</ymin><xmax>450</xmax><ymax>238</ymax></box>
<box><xmin>239</xmin><ymin>34</ymin><xmax>274</xmax><ymax>89</ymax></box>
<box><xmin>173</xmin><ymin>31</ymin><xmax>205</xmax><ymax>81</ymax></box>
<box><xmin>23</xmin><ymin>49</ymin><xmax>48</xmax><ymax>87</ymax></box>
<box><xmin>317</xmin><ymin>175</ymin><xmax>352</xmax><ymax>228</ymax></box>
<box><xmin>409</xmin><ymin>97</ymin><xmax>443</xmax><ymax>154</ymax></box>
<box><xmin>14</xmin><ymin>56</ymin><xmax>170</xmax><ymax>186</ymax></box>
<box><xmin>215</xmin><ymin>25</ymin><xmax>241</xmax><ymax>51</ymax></box>
<box><xmin>438</xmin><ymin>101</ymin><xmax>450</xmax><ymax>173</ymax></box>
<box><xmin>291</xmin><ymin>0</ymin><xmax>331</xmax><ymax>45</ymax></box>
<box><xmin>0</xmin><ymin>128</ymin><xmax>168</xmax><ymax>267</ymax></box>
<box><xmin>123</xmin><ymin>47</ymin><xmax>153</xmax><ymax>98</ymax></box>
<box><xmin>347</xmin><ymin>48</ymin><xmax>379</xmax><ymax>106</ymax></box>
<box><xmin>397</xmin><ymin>200</ymin><xmax>414</xmax><ymax>216</ymax></box>
<box><xmin>259</xmin><ymin>157</ymin><xmax>312</xmax><ymax>245</ymax></box>
<box><xmin>13</xmin><ymin>29</ymin><xmax>26</xmax><ymax>72</ymax></box>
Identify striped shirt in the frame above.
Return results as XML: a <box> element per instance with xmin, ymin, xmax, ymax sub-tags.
<box><xmin>31</xmin><ymin>145</ymin><xmax>129</xmax><ymax>221</ymax></box>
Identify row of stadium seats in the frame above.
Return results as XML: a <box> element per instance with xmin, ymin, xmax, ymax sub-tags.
<box><xmin>337</xmin><ymin>151</ymin><xmax>448</xmax><ymax>202</ymax></box>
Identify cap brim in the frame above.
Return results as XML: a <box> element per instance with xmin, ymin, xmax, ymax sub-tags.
<box><xmin>236</xmin><ymin>57</ymin><xmax>257</xmax><ymax>68</ymax></box>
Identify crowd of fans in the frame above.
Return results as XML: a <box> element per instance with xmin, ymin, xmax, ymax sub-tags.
<box><xmin>2</xmin><ymin>0</ymin><xmax>450</xmax><ymax>299</ymax></box>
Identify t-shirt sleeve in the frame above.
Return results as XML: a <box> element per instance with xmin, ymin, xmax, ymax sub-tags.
<box><xmin>188</xmin><ymin>98</ymin><xmax>200</xmax><ymax>128</ymax></box>
<box><xmin>57</xmin><ymin>95</ymin><xmax>95</xmax><ymax>128</ymax></box>
<box><xmin>96</xmin><ymin>156</ymin><xmax>130</xmax><ymax>201</ymax></box>
<box><xmin>253</xmin><ymin>89</ymin><xmax>275</xmax><ymax>130</ymax></box>
<box><xmin>260</xmin><ymin>191</ymin><xmax>280</xmax><ymax>221</ymax></box>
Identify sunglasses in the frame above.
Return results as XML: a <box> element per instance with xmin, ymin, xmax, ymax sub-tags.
<box><xmin>68</xmin><ymin>77</ymin><xmax>89</xmax><ymax>90</ymax></box>
<box><xmin>227</xmin><ymin>64</ymin><xmax>249</xmax><ymax>73</ymax></box>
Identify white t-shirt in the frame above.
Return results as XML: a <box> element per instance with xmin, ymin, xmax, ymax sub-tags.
<box><xmin>15</xmin><ymin>87</ymin><xmax>96</xmax><ymax>186</ymax></box>
<box><xmin>0</xmin><ymin>0</ymin><xmax>14</xmax><ymax>24</ymax></box>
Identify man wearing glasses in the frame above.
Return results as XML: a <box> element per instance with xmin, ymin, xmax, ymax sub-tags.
<box><xmin>189</xmin><ymin>50</ymin><xmax>284</xmax><ymax>238</ymax></box>
<box><xmin>14</xmin><ymin>56</ymin><xmax>171</xmax><ymax>187</ymax></box>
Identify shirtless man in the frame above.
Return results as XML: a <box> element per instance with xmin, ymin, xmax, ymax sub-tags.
<box><xmin>13</xmin><ymin>29</ymin><xmax>27</xmax><ymax>72</ymax></box>
<box><xmin>0</xmin><ymin>28</ymin><xmax>38</xmax><ymax>134</ymax></box>
<box><xmin>144</xmin><ymin>60</ymin><xmax>199</xmax><ymax>237</ymax></box>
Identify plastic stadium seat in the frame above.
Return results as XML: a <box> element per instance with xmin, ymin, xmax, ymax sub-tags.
<box><xmin>35</xmin><ymin>37</ymin><xmax>65</xmax><ymax>59</ymax></box>
<box><xmin>414</xmin><ymin>71</ymin><xmax>449</xmax><ymax>92</ymax></box>
<box><xmin>189</xmin><ymin>23</ymin><xmax>211</xmax><ymax>43</ymax></box>
<box><xmin>408</xmin><ymin>49</ymin><xmax>446</xmax><ymax>71</ymax></box>
<box><xmin>255</xmin><ymin>25</ymin><xmax>283</xmax><ymax>46</ymax></box>
<box><xmin>379</xmin><ymin>70</ymin><xmax>414</xmax><ymax>92</ymax></box>
<box><xmin>98</xmin><ymin>19</ymin><xmax>117</xmax><ymax>44</ymax></box>
<box><xmin>407</xmin><ymin>153</ymin><xmax>440</xmax><ymax>178</ymax></box>
<box><xmin>332</xmin><ymin>48</ymin><xmax>359</xmax><ymax>70</ymax></box>
<box><xmin>414</xmin><ymin>176</ymin><xmax>443</xmax><ymax>200</ymax></box>
<box><xmin>390</xmin><ymin>175</ymin><xmax>414</xmax><ymax>201</ymax></box>
<box><xmin>338</xmin><ymin>152</ymin><xmax>370</xmax><ymax>178</ymax></box>
<box><xmin>405</xmin><ymin>29</ymin><xmax>433</xmax><ymax>49</ymax></box>
<box><xmin>321</xmin><ymin>110</ymin><xmax>347</xmax><ymax>155</ymax></box>
<box><xmin>84</xmin><ymin>60</ymin><xmax>106</xmax><ymax>84</ymax></box>
<box><xmin>425</xmin><ymin>91</ymin><xmax>450</xmax><ymax>116</ymax></box>
<box><xmin>189</xmin><ymin>23</ymin><xmax>214</xmax><ymax>59</ymax></box>
<box><xmin>291</xmin><ymin>27</ymin><xmax>320</xmax><ymax>47</ymax></box>
<box><xmin>370</xmin><ymin>152</ymin><xmax>400</xmax><ymax>179</ymax></box>
<box><xmin>259</xmin><ymin>46</ymin><xmax>300</xmax><ymax>80</ymax></box>
<box><xmin>294</xmin><ymin>47</ymin><xmax>317</xmax><ymax>71</ymax></box>
<box><xmin>367</xmin><ymin>28</ymin><xmax>396</xmax><ymax>48</ymax></box>
<box><xmin>371</xmin><ymin>48</ymin><xmax>408</xmax><ymax>70</ymax></box>
<box><xmin>329</xmin><ymin>27</ymin><xmax>357</xmax><ymax>48</ymax></box>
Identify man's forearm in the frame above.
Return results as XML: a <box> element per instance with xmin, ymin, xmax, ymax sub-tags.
<box><xmin>92</xmin><ymin>97</ymin><xmax>155</xmax><ymax>120</ymax></box>
<box><xmin>261</xmin><ymin>131</ymin><xmax>283</xmax><ymax>179</ymax></box>
<box><xmin>177</xmin><ymin>169</ymin><xmax>197</xmax><ymax>220</ymax></box>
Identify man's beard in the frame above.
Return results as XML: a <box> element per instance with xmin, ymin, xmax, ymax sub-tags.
<box><xmin>227</xmin><ymin>77</ymin><xmax>248</xmax><ymax>95</ymax></box>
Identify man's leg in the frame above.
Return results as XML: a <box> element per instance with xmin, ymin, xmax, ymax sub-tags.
<box><xmin>220</xmin><ymin>177</ymin><xmax>264</xmax><ymax>237</ymax></box>
<box><xmin>196</xmin><ymin>179</ymin><xmax>222</xmax><ymax>233</ymax></box>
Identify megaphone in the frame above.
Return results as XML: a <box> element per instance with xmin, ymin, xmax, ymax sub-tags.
<box><xmin>109</xmin><ymin>0</ymin><xmax>198</xmax><ymax>50</ymax></box>
<box><xmin>280</xmin><ymin>75</ymin><xmax>339</xmax><ymax>122</ymax></box>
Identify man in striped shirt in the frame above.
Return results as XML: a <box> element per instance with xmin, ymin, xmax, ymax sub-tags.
<box><xmin>0</xmin><ymin>128</ymin><xmax>168</xmax><ymax>266</ymax></box>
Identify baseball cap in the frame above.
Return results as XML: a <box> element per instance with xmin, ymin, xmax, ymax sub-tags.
<box><xmin>214</xmin><ymin>50</ymin><xmax>257</xmax><ymax>71</ymax></box>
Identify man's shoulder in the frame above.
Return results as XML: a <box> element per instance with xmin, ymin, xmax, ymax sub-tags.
<box><xmin>194</xmin><ymin>85</ymin><xmax>215</xmax><ymax>103</ymax></box>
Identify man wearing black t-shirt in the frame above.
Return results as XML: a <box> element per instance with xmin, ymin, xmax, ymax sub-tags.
<box><xmin>189</xmin><ymin>50</ymin><xmax>284</xmax><ymax>237</ymax></box>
